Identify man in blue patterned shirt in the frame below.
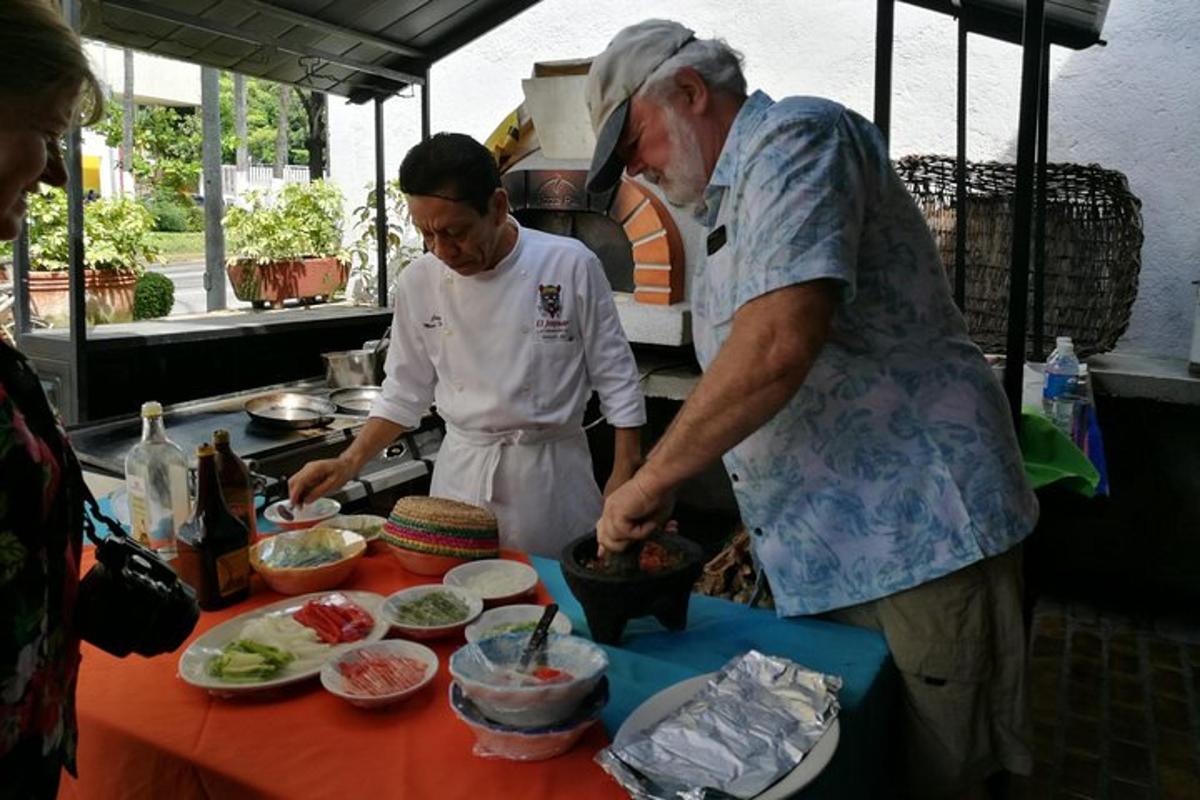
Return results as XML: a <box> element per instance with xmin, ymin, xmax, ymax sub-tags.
<box><xmin>588</xmin><ymin>20</ymin><xmax>1039</xmax><ymax>798</ymax></box>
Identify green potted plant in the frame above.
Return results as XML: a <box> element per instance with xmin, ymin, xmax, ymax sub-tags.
<box><xmin>0</xmin><ymin>188</ymin><xmax>159</xmax><ymax>326</ymax></box>
<box><xmin>223</xmin><ymin>180</ymin><xmax>349</xmax><ymax>308</ymax></box>
<box><xmin>346</xmin><ymin>178</ymin><xmax>423</xmax><ymax>306</ymax></box>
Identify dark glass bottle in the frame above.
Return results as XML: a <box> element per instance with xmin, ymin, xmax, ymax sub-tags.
<box><xmin>176</xmin><ymin>443</ymin><xmax>251</xmax><ymax>611</ymax></box>
<box><xmin>213</xmin><ymin>429</ymin><xmax>259</xmax><ymax>543</ymax></box>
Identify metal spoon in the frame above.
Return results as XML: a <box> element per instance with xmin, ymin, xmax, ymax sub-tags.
<box><xmin>517</xmin><ymin>603</ymin><xmax>559</xmax><ymax>674</ymax></box>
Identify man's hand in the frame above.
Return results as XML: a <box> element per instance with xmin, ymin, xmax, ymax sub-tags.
<box><xmin>597</xmin><ymin>469</ymin><xmax>674</xmax><ymax>552</ymax></box>
<box><xmin>288</xmin><ymin>457</ymin><xmax>355</xmax><ymax>507</ymax></box>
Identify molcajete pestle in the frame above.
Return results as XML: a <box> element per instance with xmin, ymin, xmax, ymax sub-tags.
<box><xmin>558</xmin><ymin>531</ymin><xmax>705</xmax><ymax>645</ymax></box>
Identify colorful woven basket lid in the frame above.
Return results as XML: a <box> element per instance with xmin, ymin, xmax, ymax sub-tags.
<box><xmin>383</xmin><ymin>496</ymin><xmax>499</xmax><ymax>560</ymax></box>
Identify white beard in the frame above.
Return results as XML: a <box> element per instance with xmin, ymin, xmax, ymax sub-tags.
<box><xmin>643</xmin><ymin>108</ymin><xmax>709</xmax><ymax>212</ymax></box>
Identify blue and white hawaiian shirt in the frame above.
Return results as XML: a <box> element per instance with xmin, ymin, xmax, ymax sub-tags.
<box><xmin>693</xmin><ymin>91</ymin><xmax>1038</xmax><ymax>616</ymax></box>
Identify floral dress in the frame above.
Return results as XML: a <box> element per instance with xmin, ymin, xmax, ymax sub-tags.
<box><xmin>0</xmin><ymin>340</ymin><xmax>81</xmax><ymax>797</ymax></box>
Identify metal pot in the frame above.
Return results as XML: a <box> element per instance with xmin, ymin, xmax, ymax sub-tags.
<box><xmin>321</xmin><ymin>349</ymin><xmax>378</xmax><ymax>388</ymax></box>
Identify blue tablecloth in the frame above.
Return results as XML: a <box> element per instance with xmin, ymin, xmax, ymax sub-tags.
<box><xmin>530</xmin><ymin>557</ymin><xmax>897</xmax><ymax>799</ymax></box>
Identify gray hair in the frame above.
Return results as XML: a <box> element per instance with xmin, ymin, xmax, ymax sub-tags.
<box><xmin>638</xmin><ymin>37</ymin><xmax>747</xmax><ymax>103</ymax></box>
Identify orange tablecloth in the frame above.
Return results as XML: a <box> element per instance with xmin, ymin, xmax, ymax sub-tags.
<box><xmin>59</xmin><ymin>548</ymin><xmax>625</xmax><ymax>800</ymax></box>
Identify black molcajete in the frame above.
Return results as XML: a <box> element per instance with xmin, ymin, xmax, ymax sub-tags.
<box><xmin>559</xmin><ymin>532</ymin><xmax>705</xmax><ymax>645</ymax></box>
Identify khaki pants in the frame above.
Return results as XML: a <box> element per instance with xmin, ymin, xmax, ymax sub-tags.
<box><xmin>823</xmin><ymin>546</ymin><xmax>1032</xmax><ymax>799</ymax></box>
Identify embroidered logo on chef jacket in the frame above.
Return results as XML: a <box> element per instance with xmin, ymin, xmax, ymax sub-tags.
<box><xmin>537</xmin><ymin>285</ymin><xmax>563</xmax><ymax>319</ymax></box>
<box><xmin>422</xmin><ymin>314</ymin><xmax>443</xmax><ymax>329</ymax></box>
<box><xmin>535</xmin><ymin>284</ymin><xmax>573</xmax><ymax>342</ymax></box>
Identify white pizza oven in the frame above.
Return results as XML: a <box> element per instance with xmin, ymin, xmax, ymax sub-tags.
<box><xmin>488</xmin><ymin>60</ymin><xmax>707</xmax><ymax>347</ymax></box>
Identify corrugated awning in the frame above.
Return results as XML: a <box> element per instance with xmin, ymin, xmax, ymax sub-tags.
<box><xmin>81</xmin><ymin>0</ymin><xmax>545</xmax><ymax>101</ymax></box>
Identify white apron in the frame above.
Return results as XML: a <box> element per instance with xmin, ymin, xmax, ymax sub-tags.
<box><xmin>430</xmin><ymin>422</ymin><xmax>602</xmax><ymax>559</ymax></box>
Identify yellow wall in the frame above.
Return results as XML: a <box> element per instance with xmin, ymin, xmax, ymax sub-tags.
<box><xmin>83</xmin><ymin>155</ymin><xmax>101</xmax><ymax>196</ymax></box>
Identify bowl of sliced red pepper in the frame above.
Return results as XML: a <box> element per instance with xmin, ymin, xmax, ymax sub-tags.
<box><xmin>321</xmin><ymin>639</ymin><xmax>439</xmax><ymax>708</ymax></box>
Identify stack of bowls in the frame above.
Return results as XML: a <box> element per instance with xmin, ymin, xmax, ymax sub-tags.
<box><xmin>448</xmin><ymin>633</ymin><xmax>608</xmax><ymax>761</ymax></box>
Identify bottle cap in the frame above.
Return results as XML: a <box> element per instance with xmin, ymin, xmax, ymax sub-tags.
<box><xmin>1055</xmin><ymin>336</ymin><xmax>1072</xmax><ymax>346</ymax></box>
<box><xmin>213</xmin><ymin>429</ymin><xmax>230</xmax><ymax>445</ymax></box>
<box><xmin>196</xmin><ymin>443</ymin><xmax>214</xmax><ymax>458</ymax></box>
<box><xmin>140</xmin><ymin>401</ymin><xmax>163</xmax><ymax>418</ymax></box>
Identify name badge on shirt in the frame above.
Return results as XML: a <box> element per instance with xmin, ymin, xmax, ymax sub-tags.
<box><xmin>706</xmin><ymin>225</ymin><xmax>728</xmax><ymax>256</ymax></box>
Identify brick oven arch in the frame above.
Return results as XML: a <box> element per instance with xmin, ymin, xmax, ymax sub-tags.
<box><xmin>608</xmin><ymin>179</ymin><xmax>686</xmax><ymax>306</ymax></box>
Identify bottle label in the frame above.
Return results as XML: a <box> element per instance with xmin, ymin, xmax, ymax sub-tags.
<box><xmin>126</xmin><ymin>475</ymin><xmax>151</xmax><ymax>545</ymax></box>
<box><xmin>1043</xmin><ymin>372</ymin><xmax>1071</xmax><ymax>400</ymax></box>
<box><xmin>216</xmin><ymin>547</ymin><xmax>250</xmax><ymax>598</ymax></box>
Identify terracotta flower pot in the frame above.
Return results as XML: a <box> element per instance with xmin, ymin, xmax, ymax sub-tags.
<box><xmin>28</xmin><ymin>269</ymin><xmax>138</xmax><ymax>326</ymax></box>
<box><xmin>226</xmin><ymin>257</ymin><xmax>348</xmax><ymax>307</ymax></box>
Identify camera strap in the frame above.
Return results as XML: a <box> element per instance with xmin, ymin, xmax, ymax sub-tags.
<box><xmin>65</xmin><ymin>444</ymin><xmax>134</xmax><ymax>548</ymax></box>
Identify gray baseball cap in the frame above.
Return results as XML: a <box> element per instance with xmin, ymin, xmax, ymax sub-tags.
<box><xmin>585</xmin><ymin>20</ymin><xmax>696</xmax><ymax>193</ymax></box>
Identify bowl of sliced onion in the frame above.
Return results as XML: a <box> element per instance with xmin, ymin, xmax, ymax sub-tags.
<box><xmin>320</xmin><ymin>639</ymin><xmax>439</xmax><ymax>709</ymax></box>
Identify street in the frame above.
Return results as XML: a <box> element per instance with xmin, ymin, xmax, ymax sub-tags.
<box><xmin>152</xmin><ymin>260</ymin><xmax>254</xmax><ymax>316</ymax></box>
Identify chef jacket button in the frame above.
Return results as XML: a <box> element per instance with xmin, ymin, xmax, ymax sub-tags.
<box><xmin>753</xmin><ymin>527</ymin><xmax>764</xmax><ymax>537</ymax></box>
<box><xmin>731</xmin><ymin>473</ymin><xmax>740</xmax><ymax>482</ymax></box>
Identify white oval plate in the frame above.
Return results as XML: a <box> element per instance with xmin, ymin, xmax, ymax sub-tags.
<box><xmin>464</xmin><ymin>604</ymin><xmax>572</xmax><ymax>643</ymax></box>
<box><xmin>613</xmin><ymin>673</ymin><xmax>840</xmax><ymax>799</ymax></box>
<box><xmin>178</xmin><ymin>590</ymin><xmax>387</xmax><ymax>695</ymax></box>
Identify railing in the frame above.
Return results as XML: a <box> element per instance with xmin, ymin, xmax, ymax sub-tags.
<box><xmin>217</xmin><ymin>165</ymin><xmax>312</xmax><ymax>197</ymax></box>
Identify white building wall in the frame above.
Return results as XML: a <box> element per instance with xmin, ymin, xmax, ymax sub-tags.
<box><xmin>328</xmin><ymin>0</ymin><xmax>1200</xmax><ymax>360</ymax></box>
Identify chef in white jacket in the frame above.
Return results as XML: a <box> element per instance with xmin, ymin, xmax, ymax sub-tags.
<box><xmin>290</xmin><ymin>133</ymin><xmax>646</xmax><ymax>558</ymax></box>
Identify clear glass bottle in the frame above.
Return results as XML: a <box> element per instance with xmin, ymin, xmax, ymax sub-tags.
<box><xmin>124</xmin><ymin>401</ymin><xmax>189</xmax><ymax>560</ymax></box>
<box><xmin>213</xmin><ymin>429</ymin><xmax>259</xmax><ymax>543</ymax></box>
<box><xmin>176</xmin><ymin>443</ymin><xmax>251</xmax><ymax>611</ymax></box>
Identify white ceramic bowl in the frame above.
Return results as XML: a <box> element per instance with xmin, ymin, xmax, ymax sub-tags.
<box><xmin>381</xmin><ymin>585</ymin><xmax>483</xmax><ymax>640</ymax></box>
<box><xmin>448</xmin><ymin>677</ymin><xmax>608</xmax><ymax>761</ymax></box>
<box><xmin>464</xmin><ymin>604</ymin><xmax>572</xmax><ymax>644</ymax></box>
<box><xmin>264</xmin><ymin>497</ymin><xmax>341</xmax><ymax>531</ymax></box>
<box><xmin>321</xmin><ymin>640</ymin><xmax>439</xmax><ymax>709</ymax></box>
<box><xmin>443</xmin><ymin>559</ymin><xmax>538</xmax><ymax>606</ymax></box>
<box><xmin>328</xmin><ymin>514</ymin><xmax>389</xmax><ymax>553</ymax></box>
<box><xmin>448</xmin><ymin>633</ymin><xmax>608</xmax><ymax>728</ymax></box>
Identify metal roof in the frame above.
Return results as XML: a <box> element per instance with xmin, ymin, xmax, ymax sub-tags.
<box><xmin>81</xmin><ymin>0</ymin><xmax>545</xmax><ymax>101</ymax></box>
<box><xmin>901</xmin><ymin>0</ymin><xmax>1109</xmax><ymax>49</ymax></box>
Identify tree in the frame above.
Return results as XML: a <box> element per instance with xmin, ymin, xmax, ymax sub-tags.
<box><xmin>296</xmin><ymin>89</ymin><xmax>328</xmax><ymax>180</ymax></box>
<box><xmin>274</xmin><ymin>83</ymin><xmax>290</xmax><ymax>179</ymax></box>
<box><xmin>96</xmin><ymin>103</ymin><xmax>202</xmax><ymax>198</ymax></box>
<box><xmin>217</xmin><ymin>74</ymin><xmax>311</xmax><ymax>168</ymax></box>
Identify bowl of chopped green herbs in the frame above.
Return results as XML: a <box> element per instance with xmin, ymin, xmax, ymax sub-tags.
<box><xmin>381</xmin><ymin>584</ymin><xmax>483</xmax><ymax>640</ymax></box>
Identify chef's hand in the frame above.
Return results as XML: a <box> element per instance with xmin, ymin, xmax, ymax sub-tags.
<box><xmin>597</xmin><ymin>469</ymin><xmax>674</xmax><ymax>553</ymax></box>
<box><xmin>288</xmin><ymin>457</ymin><xmax>354</xmax><ymax>507</ymax></box>
<box><xmin>603</xmin><ymin>457</ymin><xmax>642</xmax><ymax>498</ymax></box>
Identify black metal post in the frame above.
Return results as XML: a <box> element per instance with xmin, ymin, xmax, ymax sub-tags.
<box><xmin>374</xmin><ymin>96</ymin><xmax>388</xmax><ymax>308</ymax></box>
<box><xmin>1032</xmin><ymin>40</ymin><xmax>1051</xmax><ymax>361</ymax></box>
<box><xmin>421</xmin><ymin>67</ymin><xmax>432</xmax><ymax>141</ymax></box>
<box><xmin>63</xmin><ymin>0</ymin><xmax>88</xmax><ymax>423</ymax></box>
<box><xmin>13</xmin><ymin>222</ymin><xmax>31</xmax><ymax>338</ymax></box>
<box><xmin>954</xmin><ymin>13</ymin><xmax>968</xmax><ymax>312</ymax></box>
<box><xmin>873</xmin><ymin>0</ymin><xmax>895</xmax><ymax>147</ymax></box>
<box><xmin>1003</xmin><ymin>0</ymin><xmax>1046</xmax><ymax>426</ymax></box>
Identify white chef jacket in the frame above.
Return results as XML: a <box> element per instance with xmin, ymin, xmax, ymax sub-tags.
<box><xmin>370</xmin><ymin>219</ymin><xmax>646</xmax><ymax>557</ymax></box>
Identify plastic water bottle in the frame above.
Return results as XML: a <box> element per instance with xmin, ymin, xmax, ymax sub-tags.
<box><xmin>125</xmin><ymin>401</ymin><xmax>190</xmax><ymax>559</ymax></box>
<box><xmin>1042</xmin><ymin>337</ymin><xmax>1081</xmax><ymax>435</ymax></box>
